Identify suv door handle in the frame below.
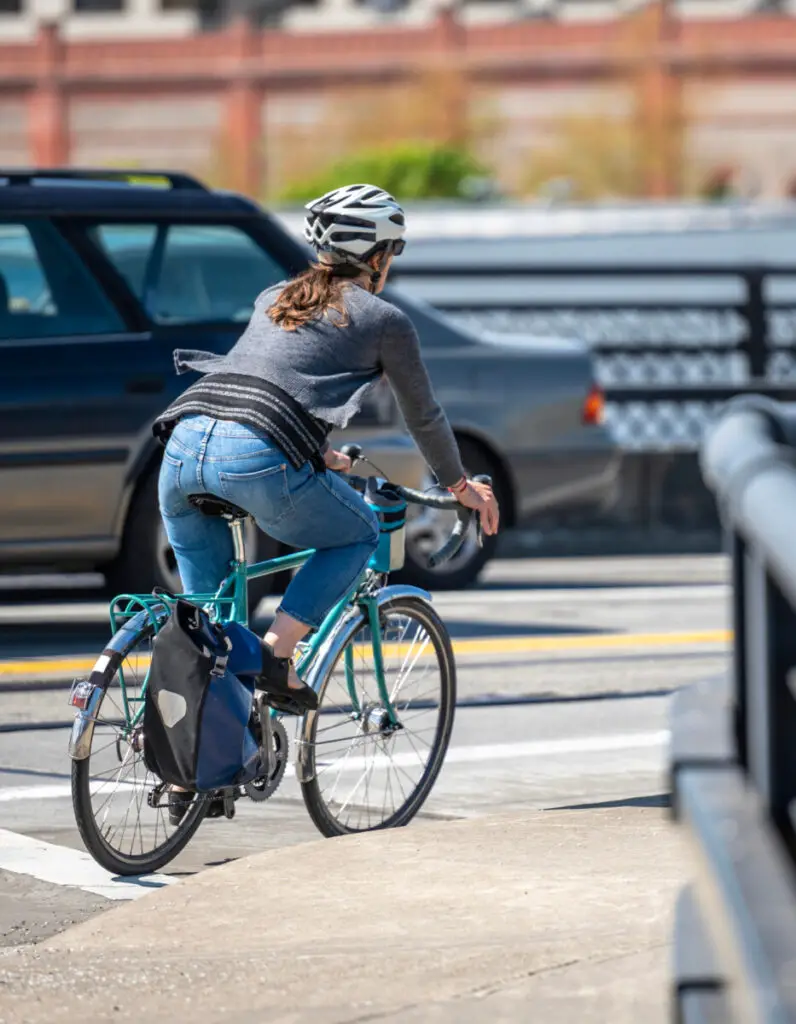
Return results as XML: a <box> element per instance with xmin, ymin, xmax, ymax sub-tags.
<box><xmin>126</xmin><ymin>376</ymin><xmax>165</xmax><ymax>395</ymax></box>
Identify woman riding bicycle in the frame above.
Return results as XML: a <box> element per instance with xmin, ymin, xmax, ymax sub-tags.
<box><xmin>153</xmin><ymin>183</ymin><xmax>499</xmax><ymax>712</ymax></box>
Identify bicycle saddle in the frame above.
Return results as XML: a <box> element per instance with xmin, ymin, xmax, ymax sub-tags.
<box><xmin>187</xmin><ymin>494</ymin><xmax>250</xmax><ymax>520</ymax></box>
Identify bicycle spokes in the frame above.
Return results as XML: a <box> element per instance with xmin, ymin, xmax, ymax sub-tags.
<box><xmin>72</xmin><ymin>627</ymin><xmax>206</xmax><ymax>874</ymax></box>
<box><xmin>301</xmin><ymin>599</ymin><xmax>455</xmax><ymax>835</ymax></box>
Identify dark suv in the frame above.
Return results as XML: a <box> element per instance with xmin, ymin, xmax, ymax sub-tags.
<box><xmin>0</xmin><ymin>169</ymin><xmax>425</xmax><ymax>602</ymax></box>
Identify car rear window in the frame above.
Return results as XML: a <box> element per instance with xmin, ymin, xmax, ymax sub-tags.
<box><xmin>91</xmin><ymin>223</ymin><xmax>286</xmax><ymax>325</ymax></box>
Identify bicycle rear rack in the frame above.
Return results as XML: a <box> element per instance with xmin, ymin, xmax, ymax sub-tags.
<box><xmin>108</xmin><ymin>592</ymin><xmax>236</xmax><ymax>638</ymax></box>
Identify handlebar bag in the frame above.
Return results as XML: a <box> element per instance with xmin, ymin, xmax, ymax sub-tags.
<box><xmin>143</xmin><ymin>599</ymin><xmax>260</xmax><ymax>792</ymax></box>
<box><xmin>366</xmin><ymin>480</ymin><xmax>407</xmax><ymax>573</ymax></box>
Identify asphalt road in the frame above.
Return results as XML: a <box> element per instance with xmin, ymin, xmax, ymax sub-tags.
<box><xmin>0</xmin><ymin>555</ymin><xmax>729</xmax><ymax>949</ymax></box>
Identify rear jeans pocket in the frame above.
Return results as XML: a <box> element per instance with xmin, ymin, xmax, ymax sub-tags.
<box><xmin>217</xmin><ymin>461</ymin><xmax>292</xmax><ymax>523</ymax></box>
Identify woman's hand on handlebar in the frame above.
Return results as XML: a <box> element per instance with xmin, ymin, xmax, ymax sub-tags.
<box><xmin>454</xmin><ymin>478</ymin><xmax>500</xmax><ymax>535</ymax></box>
<box><xmin>324</xmin><ymin>448</ymin><xmax>353</xmax><ymax>473</ymax></box>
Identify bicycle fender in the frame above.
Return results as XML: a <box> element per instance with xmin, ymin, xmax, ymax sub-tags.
<box><xmin>371</xmin><ymin>584</ymin><xmax>432</xmax><ymax>606</ymax></box>
<box><xmin>68</xmin><ymin>681</ymin><xmax>106</xmax><ymax>761</ymax></box>
<box><xmin>68</xmin><ymin>609</ymin><xmax>162</xmax><ymax>761</ymax></box>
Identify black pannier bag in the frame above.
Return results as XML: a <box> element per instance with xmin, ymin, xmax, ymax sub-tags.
<box><xmin>143</xmin><ymin>599</ymin><xmax>260</xmax><ymax>792</ymax></box>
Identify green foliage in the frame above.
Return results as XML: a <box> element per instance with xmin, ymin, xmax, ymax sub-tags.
<box><xmin>279</xmin><ymin>142</ymin><xmax>488</xmax><ymax>203</ymax></box>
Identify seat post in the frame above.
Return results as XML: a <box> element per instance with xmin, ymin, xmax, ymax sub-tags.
<box><xmin>229</xmin><ymin>518</ymin><xmax>247</xmax><ymax>563</ymax></box>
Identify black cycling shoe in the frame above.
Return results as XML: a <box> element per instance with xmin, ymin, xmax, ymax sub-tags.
<box><xmin>257</xmin><ymin>640</ymin><xmax>318</xmax><ymax>715</ymax></box>
<box><xmin>167</xmin><ymin>789</ymin><xmax>193</xmax><ymax>828</ymax></box>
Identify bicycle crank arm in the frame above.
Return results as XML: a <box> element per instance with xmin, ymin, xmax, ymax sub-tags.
<box><xmin>255</xmin><ymin>692</ymin><xmax>277</xmax><ymax>780</ymax></box>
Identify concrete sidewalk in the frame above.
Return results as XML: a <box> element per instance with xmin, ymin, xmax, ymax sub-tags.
<box><xmin>0</xmin><ymin>806</ymin><xmax>683</xmax><ymax>1024</ymax></box>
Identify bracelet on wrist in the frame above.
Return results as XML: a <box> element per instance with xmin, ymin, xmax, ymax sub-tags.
<box><xmin>448</xmin><ymin>476</ymin><xmax>468</xmax><ymax>494</ymax></box>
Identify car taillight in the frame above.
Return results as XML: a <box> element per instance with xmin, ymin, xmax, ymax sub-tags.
<box><xmin>582</xmin><ymin>384</ymin><xmax>605</xmax><ymax>426</ymax></box>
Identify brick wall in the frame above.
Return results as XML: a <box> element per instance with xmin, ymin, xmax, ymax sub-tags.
<box><xmin>4</xmin><ymin>10</ymin><xmax>796</xmax><ymax>199</ymax></box>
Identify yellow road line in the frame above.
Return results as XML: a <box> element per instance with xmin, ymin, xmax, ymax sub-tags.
<box><xmin>440</xmin><ymin>628</ymin><xmax>730</xmax><ymax>658</ymax></box>
<box><xmin>0</xmin><ymin>629</ymin><xmax>731</xmax><ymax>681</ymax></box>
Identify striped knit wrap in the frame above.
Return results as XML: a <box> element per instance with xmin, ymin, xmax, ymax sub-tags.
<box><xmin>153</xmin><ymin>373</ymin><xmax>331</xmax><ymax>470</ymax></box>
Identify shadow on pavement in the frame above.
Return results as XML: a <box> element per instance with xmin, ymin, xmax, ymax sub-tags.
<box><xmin>550</xmin><ymin>793</ymin><xmax>671</xmax><ymax>811</ymax></box>
<box><xmin>0</xmin><ymin>765</ymin><xmax>72</xmax><ymax>781</ymax></box>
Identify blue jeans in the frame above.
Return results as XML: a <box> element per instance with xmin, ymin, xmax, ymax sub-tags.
<box><xmin>158</xmin><ymin>415</ymin><xmax>379</xmax><ymax>628</ymax></box>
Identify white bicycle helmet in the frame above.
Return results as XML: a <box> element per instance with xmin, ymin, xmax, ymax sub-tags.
<box><xmin>303</xmin><ymin>184</ymin><xmax>406</xmax><ymax>273</ymax></box>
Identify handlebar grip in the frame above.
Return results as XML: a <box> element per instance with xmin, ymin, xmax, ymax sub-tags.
<box><xmin>340</xmin><ymin>443</ymin><xmax>363</xmax><ymax>462</ymax></box>
<box><xmin>393</xmin><ymin>486</ymin><xmax>459</xmax><ymax>510</ymax></box>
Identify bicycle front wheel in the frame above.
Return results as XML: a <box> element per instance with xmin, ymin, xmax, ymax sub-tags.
<box><xmin>71</xmin><ymin>622</ymin><xmax>207</xmax><ymax>876</ymax></box>
<box><xmin>300</xmin><ymin>596</ymin><xmax>456</xmax><ymax>837</ymax></box>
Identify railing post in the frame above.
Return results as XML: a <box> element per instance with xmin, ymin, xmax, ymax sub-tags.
<box><xmin>744</xmin><ymin>268</ymin><xmax>768</xmax><ymax>381</ymax></box>
<box><xmin>765</xmin><ymin>574</ymin><xmax>796</xmax><ymax>857</ymax></box>
<box><xmin>744</xmin><ymin>545</ymin><xmax>771</xmax><ymax>802</ymax></box>
<box><xmin>731</xmin><ymin>531</ymin><xmax>748</xmax><ymax>770</ymax></box>
<box><xmin>743</xmin><ymin>545</ymin><xmax>796</xmax><ymax>858</ymax></box>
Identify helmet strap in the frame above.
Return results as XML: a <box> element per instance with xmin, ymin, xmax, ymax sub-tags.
<box><xmin>368</xmin><ymin>243</ymin><xmax>396</xmax><ymax>290</ymax></box>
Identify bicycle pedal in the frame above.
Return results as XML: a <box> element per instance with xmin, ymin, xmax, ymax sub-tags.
<box><xmin>206</xmin><ymin>790</ymin><xmax>236</xmax><ymax>820</ymax></box>
<box><xmin>263</xmin><ymin>693</ymin><xmax>306</xmax><ymax>716</ymax></box>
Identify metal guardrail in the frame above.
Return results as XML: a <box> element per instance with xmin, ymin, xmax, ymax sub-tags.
<box><xmin>391</xmin><ymin>262</ymin><xmax>796</xmax><ymax>451</ymax></box>
<box><xmin>671</xmin><ymin>396</ymin><xmax>796</xmax><ymax>1022</ymax></box>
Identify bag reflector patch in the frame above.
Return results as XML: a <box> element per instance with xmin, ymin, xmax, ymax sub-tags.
<box><xmin>156</xmin><ymin>690</ymin><xmax>188</xmax><ymax>729</ymax></box>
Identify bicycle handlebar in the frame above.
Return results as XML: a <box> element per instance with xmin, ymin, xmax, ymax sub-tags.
<box><xmin>339</xmin><ymin>444</ymin><xmax>490</xmax><ymax>569</ymax></box>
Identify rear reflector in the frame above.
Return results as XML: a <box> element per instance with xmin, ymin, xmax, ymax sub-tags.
<box><xmin>582</xmin><ymin>385</ymin><xmax>605</xmax><ymax>426</ymax></box>
<box><xmin>69</xmin><ymin>679</ymin><xmax>94</xmax><ymax>710</ymax></box>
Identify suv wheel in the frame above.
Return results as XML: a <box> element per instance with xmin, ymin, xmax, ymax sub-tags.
<box><xmin>397</xmin><ymin>440</ymin><xmax>501</xmax><ymax>591</ymax></box>
<box><xmin>104</xmin><ymin>464</ymin><xmax>279</xmax><ymax>607</ymax></box>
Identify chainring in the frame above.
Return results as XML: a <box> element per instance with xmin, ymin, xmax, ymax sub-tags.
<box><xmin>244</xmin><ymin>718</ymin><xmax>288</xmax><ymax>802</ymax></box>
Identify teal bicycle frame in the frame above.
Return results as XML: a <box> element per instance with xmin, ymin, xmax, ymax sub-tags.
<box><xmin>105</xmin><ymin>517</ymin><xmax>400</xmax><ymax>735</ymax></box>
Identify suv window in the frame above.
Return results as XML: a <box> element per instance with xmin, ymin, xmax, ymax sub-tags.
<box><xmin>0</xmin><ymin>220</ymin><xmax>124</xmax><ymax>341</ymax></box>
<box><xmin>92</xmin><ymin>223</ymin><xmax>286</xmax><ymax>325</ymax></box>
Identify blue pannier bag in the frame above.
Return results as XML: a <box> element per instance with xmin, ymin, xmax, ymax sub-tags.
<box><xmin>143</xmin><ymin>600</ymin><xmax>261</xmax><ymax>793</ymax></box>
<box><xmin>223</xmin><ymin>621</ymin><xmax>266</xmax><ymax>682</ymax></box>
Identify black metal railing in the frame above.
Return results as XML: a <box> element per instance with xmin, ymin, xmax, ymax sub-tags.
<box><xmin>392</xmin><ymin>263</ymin><xmax>796</xmax><ymax>450</ymax></box>
<box><xmin>670</xmin><ymin>396</ymin><xmax>796</xmax><ymax>1022</ymax></box>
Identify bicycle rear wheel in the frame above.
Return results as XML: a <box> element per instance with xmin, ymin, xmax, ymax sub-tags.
<box><xmin>71</xmin><ymin>622</ymin><xmax>207</xmax><ymax>876</ymax></box>
<box><xmin>299</xmin><ymin>596</ymin><xmax>456</xmax><ymax>837</ymax></box>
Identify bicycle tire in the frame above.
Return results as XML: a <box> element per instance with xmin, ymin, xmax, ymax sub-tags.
<box><xmin>300</xmin><ymin>596</ymin><xmax>456</xmax><ymax>837</ymax></box>
<box><xmin>71</xmin><ymin>621</ymin><xmax>208</xmax><ymax>876</ymax></box>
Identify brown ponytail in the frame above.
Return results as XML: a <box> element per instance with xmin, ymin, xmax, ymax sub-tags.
<box><xmin>268</xmin><ymin>262</ymin><xmax>362</xmax><ymax>331</ymax></box>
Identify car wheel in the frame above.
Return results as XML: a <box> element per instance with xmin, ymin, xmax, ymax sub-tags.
<box><xmin>396</xmin><ymin>441</ymin><xmax>501</xmax><ymax>591</ymax></box>
<box><xmin>104</xmin><ymin>465</ymin><xmax>280</xmax><ymax>608</ymax></box>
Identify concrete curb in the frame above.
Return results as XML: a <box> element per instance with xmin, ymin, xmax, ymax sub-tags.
<box><xmin>0</xmin><ymin>806</ymin><xmax>683</xmax><ymax>1024</ymax></box>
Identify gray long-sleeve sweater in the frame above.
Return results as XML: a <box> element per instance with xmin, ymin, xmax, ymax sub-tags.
<box><xmin>173</xmin><ymin>282</ymin><xmax>465</xmax><ymax>487</ymax></box>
